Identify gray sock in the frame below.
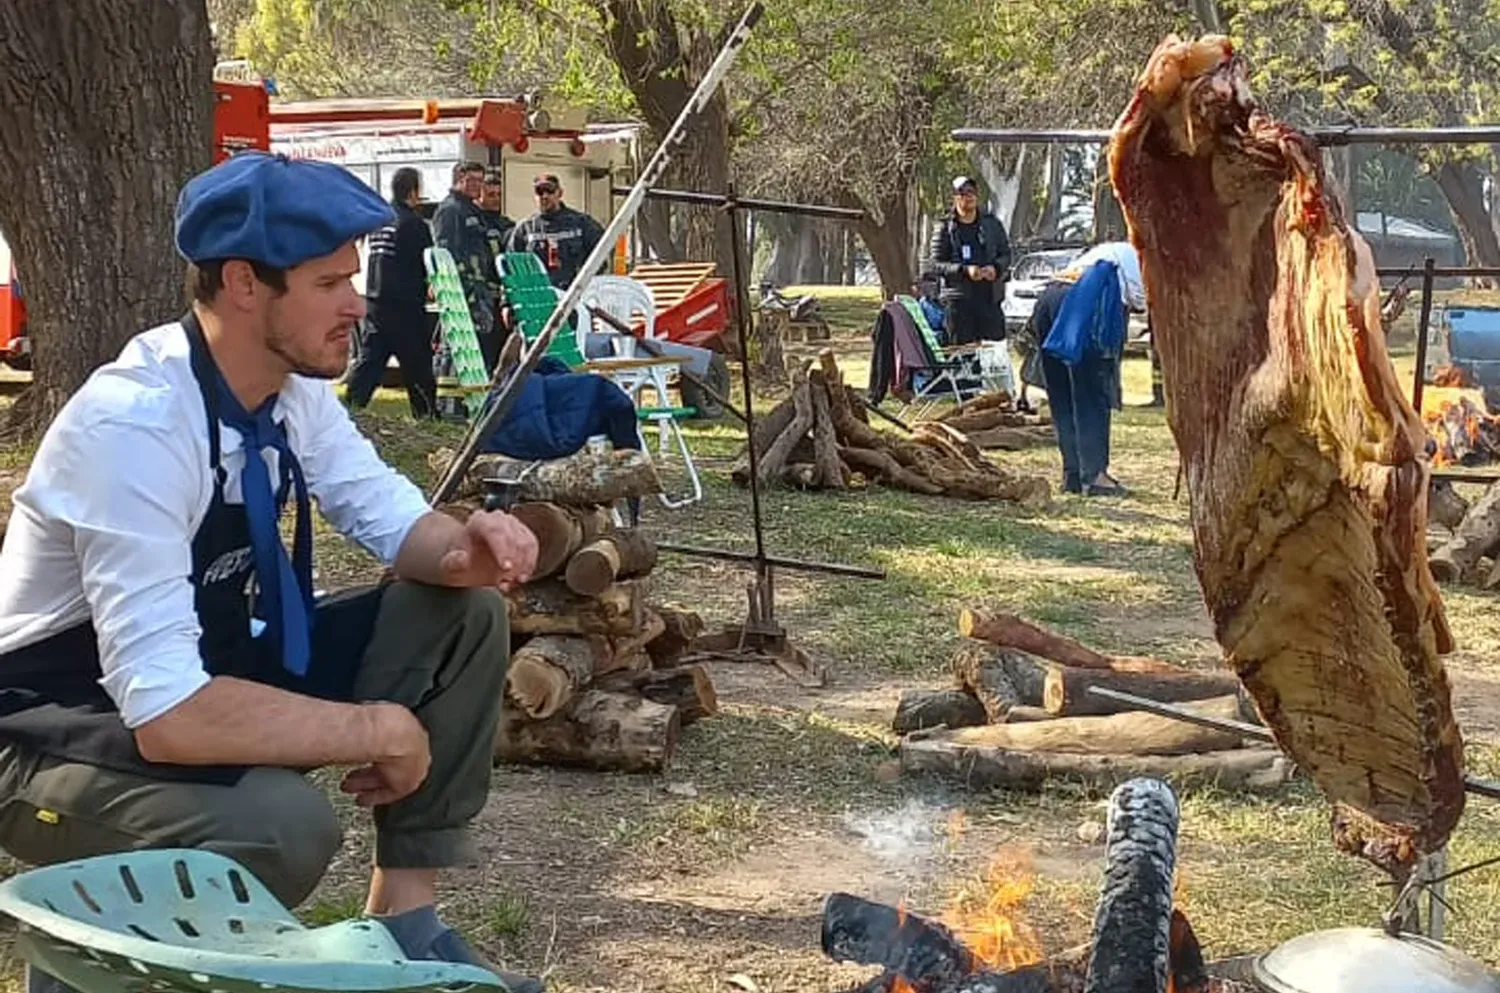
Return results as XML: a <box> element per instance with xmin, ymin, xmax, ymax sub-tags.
<box><xmin>374</xmin><ymin>905</ymin><xmax>449</xmax><ymax>961</ymax></box>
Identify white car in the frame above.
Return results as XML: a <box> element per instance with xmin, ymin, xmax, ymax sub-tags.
<box><xmin>1002</xmin><ymin>248</ymin><xmax>1083</xmax><ymax>331</ymax></box>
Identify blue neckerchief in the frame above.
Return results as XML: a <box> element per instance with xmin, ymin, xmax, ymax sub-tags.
<box><xmin>214</xmin><ymin>378</ymin><xmax>314</xmax><ymax>677</ymax></box>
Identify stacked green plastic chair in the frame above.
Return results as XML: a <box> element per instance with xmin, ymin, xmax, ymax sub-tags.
<box><xmin>498</xmin><ymin>253</ymin><xmax>584</xmax><ymax>368</ymax></box>
<box><xmin>0</xmin><ymin>849</ymin><xmax>506</xmax><ymax>993</ymax></box>
<box><xmin>425</xmin><ymin>247</ymin><xmax>492</xmax><ymax>419</ymax></box>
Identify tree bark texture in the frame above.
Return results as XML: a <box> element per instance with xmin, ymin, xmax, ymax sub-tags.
<box><xmin>1111</xmin><ymin>38</ymin><xmax>1464</xmax><ymax>871</ymax></box>
<box><xmin>1043</xmin><ymin>665</ymin><xmax>1243</xmax><ymax>718</ymax></box>
<box><xmin>892</xmin><ymin>689</ymin><xmax>990</xmax><ymax>734</ymax></box>
<box><xmin>0</xmin><ymin>0</ymin><xmax>216</xmax><ymax>436</ymax></box>
<box><xmin>505</xmin><ymin>634</ymin><xmax>603</xmax><ymax>720</ymax></box>
<box><xmin>494</xmin><ymin>689</ymin><xmax>680</xmax><ymax>773</ymax></box>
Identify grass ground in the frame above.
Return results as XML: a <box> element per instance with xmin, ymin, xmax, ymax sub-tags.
<box><xmin>3</xmin><ymin>286</ymin><xmax>1500</xmax><ymax>989</ymax></box>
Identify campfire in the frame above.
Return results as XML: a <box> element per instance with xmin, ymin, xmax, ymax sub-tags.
<box><xmin>1424</xmin><ymin>397</ymin><xmax>1500</xmax><ymax>467</ymax></box>
<box><xmin>822</xmin><ymin>779</ymin><xmax>1231</xmax><ymax>993</ymax></box>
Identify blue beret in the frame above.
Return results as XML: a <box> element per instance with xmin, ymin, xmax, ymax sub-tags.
<box><xmin>174</xmin><ymin>151</ymin><xmax>394</xmax><ymax>268</ymax></box>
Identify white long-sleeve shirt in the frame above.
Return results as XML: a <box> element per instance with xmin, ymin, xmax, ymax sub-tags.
<box><xmin>0</xmin><ymin>322</ymin><xmax>432</xmax><ymax>729</ymax></box>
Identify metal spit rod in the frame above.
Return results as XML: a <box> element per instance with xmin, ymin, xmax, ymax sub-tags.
<box><xmin>1084</xmin><ymin>686</ymin><xmax>1500</xmax><ymax>801</ymax></box>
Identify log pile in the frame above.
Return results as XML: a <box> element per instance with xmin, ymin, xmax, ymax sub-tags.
<box><xmin>427</xmin><ymin>446</ymin><xmax>716</xmax><ymax>774</ymax></box>
<box><xmin>1426</xmin><ymin>476</ymin><xmax>1500</xmax><ymax>589</ymax></box>
<box><xmin>731</xmin><ymin>351</ymin><xmax>1051</xmax><ymax>505</ymax></box>
<box><xmin>896</xmin><ymin>608</ymin><xmax>1296</xmax><ymax>792</ymax></box>
<box><xmin>920</xmin><ymin>391</ymin><xmax>1055</xmax><ymax>452</ymax></box>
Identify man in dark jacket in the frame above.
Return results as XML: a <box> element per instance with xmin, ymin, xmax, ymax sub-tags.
<box><xmin>476</xmin><ymin>169</ymin><xmax>515</xmax><ymax>316</ymax></box>
<box><xmin>432</xmin><ymin>161</ymin><xmax>500</xmax><ymax>370</ymax></box>
<box><xmin>927</xmin><ymin>176</ymin><xmax>1011</xmax><ymax>346</ymax></box>
<box><xmin>506</xmin><ymin>173</ymin><xmax>606</xmax><ymax>290</ymax></box>
<box><xmin>347</xmin><ymin>167</ymin><xmax>438</xmax><ymax>417</ymax></box>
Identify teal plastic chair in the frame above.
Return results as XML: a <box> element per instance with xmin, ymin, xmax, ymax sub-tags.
<box><xmin>0</xmin><ymin>849</ymin><xmax>506</xmax><ymax>993</ymax></box>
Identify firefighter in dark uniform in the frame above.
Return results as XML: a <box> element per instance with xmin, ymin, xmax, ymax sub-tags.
<box><xmin>505</xmin><ymin>173</ymin><xmax>606</xmax><ymax>290</ymax></box>
<box><xmin>476</xmin><ymin>169</ymin><xmax>515</xmax><ymax>346</ymax></box>
<box><xmin>0</xmin><ymin>152</ymin><xmax>542</xmax><ymax>993</ymax></box>
<box><xmin>347</xmin><ymin>167</ymin><xmax>439</xmax><ymax>418</ymax></box>
<box><xmin>431</xmin><ymin>161</ymin><xmax>501</xmax><ymax>371</ymax></box>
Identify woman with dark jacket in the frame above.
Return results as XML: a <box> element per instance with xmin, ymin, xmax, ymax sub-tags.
<box><xmin>927</xmin><ymin>176</ymin><xmax>1012</xmax><ymax>346</ymax></box>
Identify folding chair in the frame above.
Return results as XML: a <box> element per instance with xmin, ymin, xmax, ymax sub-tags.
<box><xmin>891</xmin><ymin>295</ymin><xmax>988</xmax><ymax>419</ymax></box>
<box><xmin>423</xmin><ymin>247</ymin><xmax>491</xmax><ymax>420</ymax></box>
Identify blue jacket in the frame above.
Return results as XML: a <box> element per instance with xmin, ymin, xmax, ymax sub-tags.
<box><xmin>480</xmin><ymin>358</ymin><xmax>641</xmax><ymax>460</ymax></box>
<box><xmin>1041</xmin><ymin>260</ymin><xmax>1126</xmax><ymax>368</ymax></box>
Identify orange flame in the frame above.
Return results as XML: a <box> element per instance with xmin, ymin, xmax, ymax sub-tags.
<box><xmin>938</xmin><ymin>849</ymin><xmax>1044</xmax><ymax>971</ymax></box>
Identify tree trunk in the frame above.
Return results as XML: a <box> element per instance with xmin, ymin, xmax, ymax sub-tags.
<box><xmin>0</xmin><ymin>0</ymin><xmax>215</xmax><ymax>437</ymax></box>
<box><xmin>905</xmin><ymin>696</ymin><xmax>1248</xmax><ymax>757</ymax></box>
<box><xmin>564</xmin><ymin>530</ymin><xmax>659</xmax><ymax>596</ymax></box>
<box><xmin>1043</xmin><ymin>665</ymin><xmax>1243</xmax><ymax>717</ymax></box>
<box><xmin>1091</xmin><ymin>154</ymin><xmax>1127</xmax><ymax>243</ymax></box>
<box><xmin>494</xmin><ymin>690</ymin><xmax>680</xmax><ymax>773</ymax></box>
<box><xmin>505</xmin><ymin>634</ymin><xmax>604</xmax><ymax>720</ymax></box>
<box><xmin>901</xmin><ymin>739</ymin><xmax>1293</xmax><ymax>793</ymax></box>
<box><xmin>598</xmin><ymin>1</ymin><xmax>734</xmax><ymax>276</ymax></box>
<box><xmin>1035</xmin><ymin>147</ymin><xmax>1067</xmax><ymax>240</ymax></box>
<box><xmin>853</xmin><ymin>187</ymin><xmax>917</xmax><ymax>299</ymax></box>
<box><xmin>1434</xmin><ymin>160</ymin><xmax>1500</xmax><ymax>284</ymax></box>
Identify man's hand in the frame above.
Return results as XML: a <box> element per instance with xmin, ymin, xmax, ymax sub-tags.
<box><xmin>339</xmin><ymin>702</ymin><xmax>432</xmax><ymax>808</ymax></box>
<box><xmin>438</xmin><ymin>509</ymin><xmax>538</xmax><ymax>591</ymax></box>
<box><xmin>965</xmin><ymin>264</ymin><xmax>982</xmax><ymax>281</ymax></box>
<box><xmin>978</xmin><ymin>265</ymin><xmax>999</xmax><ymax>281</ymax></box>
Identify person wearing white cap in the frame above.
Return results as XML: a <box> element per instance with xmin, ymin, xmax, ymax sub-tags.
<box><xmin>927</xmin><ymin>176</ymin><xmax>1012</xmax><ymax>346</ymax></box>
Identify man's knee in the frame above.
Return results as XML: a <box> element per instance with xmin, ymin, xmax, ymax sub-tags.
<box><xmin>190</xmin><ymin>768</ymin><xmax>342</xmax><ymax>909</ymax></box>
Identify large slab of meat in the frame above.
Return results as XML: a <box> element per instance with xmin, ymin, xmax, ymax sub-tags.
<box><xmin>1109</xmin><ymin>36</ymin><xmax>1465</xmax><ymax>872</ymax></box>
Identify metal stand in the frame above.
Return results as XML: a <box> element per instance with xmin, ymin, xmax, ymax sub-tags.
<box><xmin>627</xmin><ymin>183</ymin><xmax>877</xmax><ymax>686</ymax></box>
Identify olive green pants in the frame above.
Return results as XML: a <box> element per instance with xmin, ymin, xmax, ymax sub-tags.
<box><xmin>0</xmin><ymin>582</ymin><xmax>509</xmax><ymax>909</ymax></box>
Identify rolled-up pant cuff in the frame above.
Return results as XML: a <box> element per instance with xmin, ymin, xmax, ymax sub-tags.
<box><xmin>376</xmin><ymin>827</ymin><xmax>476</xmax><ymax>869</ymax></box>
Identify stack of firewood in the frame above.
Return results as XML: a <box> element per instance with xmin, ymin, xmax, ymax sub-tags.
<box><xmin>731</xmin><ymin>351</ymin><xmax>1050</xmax><ymax>504</ymax></box>
<box><xmin>918</xmin><ymin>392</ymin><xmax>1054</xmax><ymax>451</ymax></box>
<box><xmin>1427</xmin><ymin>476</ymin><xmax>1500</xmax><ymax>590</ymax></box>
<box><xmin>895</xmin><ymin>608</ymin><xmax>1295</xmax><ymax>792</ymax></box>
<box><xmin>427</xmin><ymin>445</ymin><xmax>718</xmax><ymax>773</ymax></box>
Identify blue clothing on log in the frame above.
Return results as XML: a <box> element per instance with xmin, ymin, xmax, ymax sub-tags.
<box><xmin>479</xmin><ymin>358</ymin><xmax>641</xmax><ymax>461</ymax></box>
<box><xmin>1041</xmin><ymin>259</ymin><xmax>1126</xmax><ymax>368</ymax></box>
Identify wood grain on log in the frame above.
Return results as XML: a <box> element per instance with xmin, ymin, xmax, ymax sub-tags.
<box><xmin>596</xmin><ymin>664</ymin><xmax>718</xmax><ymax>724</ymax></box>
<box><xmin>505</xmin><ymin>634</ymin><xmax>601</xmax><ymax>719</ymax></box>
<box><xmin>610</xmin><ymin>609</ymin><xmax>668</xmax><ymax>664</ymax></box>
<box><xmin>429</xmin><ymin>446</ymin><xmax>663</xmax><ymax>506</ymax></box>
<box><xmin>842</xmin><ymin>445</ymin><xmax>945</xmax><ymax>495</ymax></box>
<box><xmin>909</xmin><ymin>696</ymin><xmax>1248</xmax><ymax>756</ymax></box>
<box><xmin>510</xmin><ymin>502</ymin><xmax>607</xmax><ymax>579</ymax></box>
<box><xmin>808</xmin><ymin>370</ymin><xmax>850</xmax><ymax>490</ymax></box>
<box><xmin>494</xmin><ymin>690</ymin><xmax>679</xmax><ymax>773</ymax></box>
<box><xmin>731</xmin><ymin>396</ymin><xmax>797</xmax><ymax>486</ymax></box>
<box><xmin>958</xmin><ymin>610</ymin><xmax>1183</xmax><ymax>675</ymax></box>
<box><xmin>1044</xmin><ymin>665</ymin><xmax>1243</xmax><ymax>717</ymax></box>
<box><xmin>508</xmin><ymin>579</ymin><xmax>642</xmax><ymax>638</ymax></box>
<box><xmin>893</xmin><ymin>689</ymin><xmax>989</xmax><ymax>734</ymax></box>
<box><xmin>1111</xmin><ymin>37</ymin><xmax>1463</xmax><ymax>866</ymax></box>
<box><xmin>760</xmin><ymin>363</ymin><xmax>815</xmax><ymax>486</ymax></box>
<box><xmin>564</xmin><ymin>530</ymin><xmax>659</xmax><ymax>596</ymax></box>
<box><xmin>950</xmin><ymin>644</ymin><xmax>1049</xmax><ymax>719</ymax></box>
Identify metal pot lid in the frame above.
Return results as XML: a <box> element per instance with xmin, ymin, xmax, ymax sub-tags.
<box><xmin>1253</xmin><ymin>928</ymin><xmax>1500</xmax><ymax>993</ymax></box>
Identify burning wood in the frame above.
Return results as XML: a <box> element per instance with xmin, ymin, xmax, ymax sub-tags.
<box><xmin>1424</xmin><ymin>397</ymin><xmax>1500</xmax><ymax>467</ymax></box>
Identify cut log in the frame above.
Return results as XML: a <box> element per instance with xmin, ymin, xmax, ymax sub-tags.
<box><xmin>730</xmin><ymin>395</ymin><xmax>797</xmax><ymax>486</ymax></box>
<box><xmin>505</xmin><ymin>634</ymin><xmax>601</xmax><ymax>720</ymax></box>
<box><xmin>892</xmin><ymin>689</ymin><xmax>989</xmax><ymax>734</ymax></box>
<box><xmin>1003</xmin><ymin>706</ymin><xmax>1054</xmax><ymax>724</ymax></box>
<box><xmin>429</xmin><ymin>446</ymin><xmax>663</xmax><ymax>505</ymax></box>
<box><xmin>913</xmin><ymin>422</ymin><xmax>989</xmax><ymax>472</ymax></box>
<box><xmin>1430</xmin><ymin>480</ymin><xmax>1500</xmax><ymax>583</ymax></box>
<box><xmin>923</xmin><ymin>462</ymin><xmax>1052</xmax><ymax>505</ymax></box>
<box><xmin>937</xmin><ymin>390</ymin><xmax>1013</xmax><ymax>421</ymax></box>
<box><xmin>901</xmin><ymin>737</ymin><xmax>1294</xmax><ymax>793</ymax></box>
<box><xmin>966</xmin><ymin>426</ymin><xmax>1057</xmax><ymax>451</ymax></box>
<box><xmin>808</xmin><ymin>370</ymin><xmax>850</xmax><ymax>490</ymax></box>
<box><xmin>595</xmin><ymin>664</ymin><xmax>718</xmax><ymax>725</ymax></box>
<box><xmin>1043</xmin><ymin>665</ymin><xmax>1243</xmax><ymax>717</ymax></box>
<box><xmin>841</xmin><ymin>446</ymin><xmax>945</xmax><ymax>495</ymax></box>
<box><xmin>1429</xmin><ymin>479</ymin><xmax>1471</xmax><ymax>531</ymax></box>
<box><xmin>564</xmin><ymin>530</ymin><xmax>659</xmax><ymax>596</ymax></box>
<box><xmin>646</xmin><ymin>607</ymin><xmax>705</xmax><ymax>668</ymax></box>
<box><xmin>610</xmin><ymin>609</ymin><xmax>668</xmax><ymax>664</ymax></box>
<box><xmin>951</xmin><ymin>644</ymin><xmax>1049</xmax><ymax>719</ymax></box>
<box><xmin>908</xmin><ymin>696</ymin><xmax>1248</xmax><ymax>756</ymax></box>
<box><xmin>1112</xmin><ymin>37</ymin><xmax>1464</xmax><ymax>868</ymax></box>
<box><xmin>957</xmin><ymin>609</ymin><xmax>1181</xmax><ymax>674</ymax></box>
<box><xmin>759</xmin><ymin>363</ymin><xmax>815</xmax><ymax>486</ymax></box>
<box><xmin>494</xmin><ymin>690</ymin><xmax>679</xmax><ymax>773</ymax></box>
<box><xmin>510</xmin><ymin>502</ymin><xmax>607</xmax><ymax>579</ymax></box>
<box><xmin>507</xmin><ymin>579</ymin><xmax>642</xmax><ymax>638</ymax></box>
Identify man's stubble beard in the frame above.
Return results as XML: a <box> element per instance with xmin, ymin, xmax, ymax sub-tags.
<box><xmin>265</xmin><ymin>307</ymin><xmax>346</xmax><ymax>381</ymax></box>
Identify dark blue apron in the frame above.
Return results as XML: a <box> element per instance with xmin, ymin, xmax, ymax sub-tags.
<box><xmin>0</xmin><ymin>315</ymin><xmax>385</xmax><ymax>785</ymax></box>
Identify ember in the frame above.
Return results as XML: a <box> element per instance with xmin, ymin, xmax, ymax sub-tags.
<box><xmin>1424</xmin><ymin>397</ymin><xmax>1500</xmax><ymax>466</ymax></box>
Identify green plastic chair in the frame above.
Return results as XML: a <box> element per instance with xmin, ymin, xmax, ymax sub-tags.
<box><xmin>0</xmin><ymin>849</ymin><xmax>506</xmax><ymax>993</ymax></box>
<box><xmin>498</xmin><ymin>253</ymin><xmax>584</xmax><ymax>368</ymax></box>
